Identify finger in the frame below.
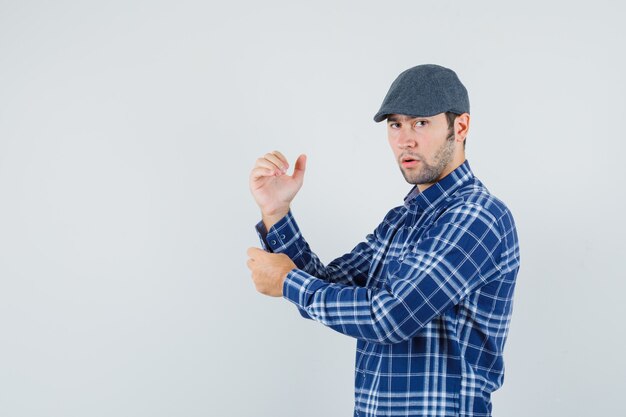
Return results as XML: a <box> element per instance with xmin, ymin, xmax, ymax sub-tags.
<box><xmin>250</xmin><ymin>167</ymin><xmax>276</xmax><ymax>182</ymax></box>
<box><xmin>255</xmin><ymin>157</ymin><xmax>285</xmax><ymax>176</ymax></box>
<box><xmin>246</xmin><ymin>258</ymin><xmax>254</xmax><ymax>270</ymax></box>
<box><xmin>264</xmin><ymin>152</ymin><xmax>288</xmax><ymax>172</ymax></box>
<box><xmin>271</xmin><ymin>150</ymin><xmax>289</xmax><ymax>169</ymax></box>
<box><xmin>255</xmin><ymin>157</ymin><xmax>282</xmax><ymax>173</ymax></box>
<box><xmin>247</xmin><ymin>247</ymin><xmax>266</xmax><ymax>259</ymax></box>
<box><xmin>292</xmin><ymin>154</ymin><xmax>307</xmax><ymax>183</ymax></box>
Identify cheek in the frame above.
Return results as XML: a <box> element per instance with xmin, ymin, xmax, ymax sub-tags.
<box><xmin>388</xmin><ymin>143</ymin><xmax>401</xmax><ymax>159</ymax></box>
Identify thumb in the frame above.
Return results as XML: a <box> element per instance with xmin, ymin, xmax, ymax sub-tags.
<box><xmin>247</xmin><ymin>247</ymin><xmax>267</xmax><ymax>260</ymax></box>
<box><xmin>291</xmin><ymin>154</ymin><xmax>307</xmax><ymax>183</ymax></box>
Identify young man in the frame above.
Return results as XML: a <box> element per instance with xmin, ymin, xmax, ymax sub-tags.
<box><xmin>247</xmin><ymin>64</ymin><xmax>520</xmax><ymax>417</ymax></box>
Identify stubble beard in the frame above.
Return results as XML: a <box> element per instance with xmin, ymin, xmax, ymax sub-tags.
<box><xmin>400</xmin><ymin>132</ymin><xmax>456</xmax><ymax>185</ymax></box>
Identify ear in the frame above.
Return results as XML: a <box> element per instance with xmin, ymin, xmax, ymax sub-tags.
<box><xmin>454</xmin><ymin>113</ymin><xmax>470</xmax><ymax>143</ymax></box>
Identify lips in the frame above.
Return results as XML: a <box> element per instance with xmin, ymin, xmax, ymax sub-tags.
<box><xmin>401</xmin><ymin>155</ymin><xmax>420</xmax><ymax>168</ymax></box>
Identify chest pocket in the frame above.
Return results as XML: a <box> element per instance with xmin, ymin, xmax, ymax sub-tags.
<box><xmin>375</xmin><ymin>215</ymin><xmax>440</xmax><ymax>288</ymax></box>
<box><xmin>401</xmin><ymin>208</ymin><xmax>445</xmax><ymax>255</ymax></box>
<box><xmin>366</xmin><ymin>206</ymin><xmax>443</xmax><ymax>287</ymax></box>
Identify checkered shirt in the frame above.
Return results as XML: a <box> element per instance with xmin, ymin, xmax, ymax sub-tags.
<box><xmin>256</xmin><ymin>160</ymin><xmax>520</xmax><ymax>417</ymax></box>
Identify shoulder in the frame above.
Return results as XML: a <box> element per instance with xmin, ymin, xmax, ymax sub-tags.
<box><xmin>421</xmin><ymin>177</ymin><xmax>519</xmax><ymax>254</ymax></box>
<box><xmin>447</xmin><ymin>176</ymin><xmax>520</xmax><ymax>273</ymax></box>
<box><xmin>447</xmin><ymin>177</ymin><xmax>516</xmax><ymax>228</ymax></box>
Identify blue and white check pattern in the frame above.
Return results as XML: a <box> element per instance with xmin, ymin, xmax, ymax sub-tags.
<box><xmin>256</xmin><ymin>161</ymin><xmax>520</xmax><ymax>417</ymax></box>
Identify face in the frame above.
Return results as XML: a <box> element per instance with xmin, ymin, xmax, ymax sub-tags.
<box><xmin>387</xmin><ymin>113</ymin><xmax>466</xmax><ymax>190</ymax></box>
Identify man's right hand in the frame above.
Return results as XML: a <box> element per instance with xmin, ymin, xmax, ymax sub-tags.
<box><xmin>249</xmin><ymin>151</ymin><xmax>307</xmax><ymax>230</ymax></box>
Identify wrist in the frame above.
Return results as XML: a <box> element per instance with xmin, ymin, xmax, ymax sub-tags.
<box><xmin>261</xmin><ymin>208</ymin><xmax>290</xmax><ymax>231</ymax></box>
<box><xmin>261</xmin><ymin>205</ymin><xmax>290</xmax><ymax>217</ymax></box>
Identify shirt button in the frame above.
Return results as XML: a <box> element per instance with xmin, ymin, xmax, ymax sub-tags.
<box><xmin>271</xmin><ymin>240</ymin><xmax>277</xmax><ymax>245</ymax></box>
<box><xmin>280</xmin><ymin>234</ymin><xmax>286</xmax><ymax>239</ymax></box>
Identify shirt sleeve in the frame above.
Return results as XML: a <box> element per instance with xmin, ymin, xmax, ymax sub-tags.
<box><xmin>281</xmin><ymin>203</ymin><xmax>505</xmax><ymax>344</ymax></box>
<box><xmin>255</xmin><ymin>210</ymin><xmax>380</xmax><ymax>287</ymax></box>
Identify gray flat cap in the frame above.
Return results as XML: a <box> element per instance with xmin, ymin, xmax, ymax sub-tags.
<box><xmin>373</xmin><ymin>64</ymin><xmax>469</xmax><ymax>122</ymax></box>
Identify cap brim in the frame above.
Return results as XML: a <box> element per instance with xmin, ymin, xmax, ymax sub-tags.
<box><xmin>373</xmin><ymin>112</ymin><xmax>388</xmax><ymax>123</ymax></box>
<box><xmin>373</xmin><ymin>109</ymin><xmax>439</xmax><ymax>123</ymax></box>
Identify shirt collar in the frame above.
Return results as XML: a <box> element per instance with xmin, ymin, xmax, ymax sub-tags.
<box><xmin>403</xmin><ymin>160</ymin><xmax>474</xmax><ymax>210</ymax></box>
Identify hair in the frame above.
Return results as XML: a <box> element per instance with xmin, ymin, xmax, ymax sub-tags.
<box><xmin>445</xmin><ymin>112</ymin><xmax>467</xmax><ymax>149</ymax></box>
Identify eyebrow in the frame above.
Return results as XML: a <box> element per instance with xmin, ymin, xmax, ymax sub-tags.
<box><xmin>387</xmin><ymin>115</ymin><xmax>429</xmax><ymax>123</ymax></box>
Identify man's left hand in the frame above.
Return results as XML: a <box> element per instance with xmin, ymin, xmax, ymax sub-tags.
<box><xmin>246</xmin><ymin>247</ymin><xmax>296</xmax><ymax>297</ymax></box>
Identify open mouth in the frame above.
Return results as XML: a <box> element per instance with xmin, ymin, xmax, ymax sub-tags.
<box><xmin>401</xmin><ymin>157</ymin><xmax>420</xmax><ymax>167</ymax></box>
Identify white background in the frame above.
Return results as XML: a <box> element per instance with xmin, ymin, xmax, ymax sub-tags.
<box><xmin>1</xmin><ymin>1</ymin><xmax>624</xmax><ymax>416</ymax></box>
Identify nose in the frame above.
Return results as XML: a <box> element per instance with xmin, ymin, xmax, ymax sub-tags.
<box><xmin>396</xmin><ymin>128</ymin><xmax>417</xmax><ymax>149</ymax></box>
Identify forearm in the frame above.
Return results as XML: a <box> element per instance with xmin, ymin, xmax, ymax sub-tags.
<box><xmin>256</xmin><ymin>211</ymin><xmax>370</xmax><ymax>286</ymax></box>
<box><xmin>281</xmin><ymin>208</ymin><xmax>506</xmax><ymax>344</ymax></box>
<box><xmin>283</xmin><ymin>269</ymin><xmax>413</xmax><ymax>344</ymax></box>
<box><xmin>256</xmin><ymin>213</ymin><xmax>334</xmax><ymax>279</ymax></box>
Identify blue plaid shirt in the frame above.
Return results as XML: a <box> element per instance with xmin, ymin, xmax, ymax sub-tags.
<box><xmin>256</xmin><ymin>161</ymin><xmax>520</xmax><ymax>417</ymax></box>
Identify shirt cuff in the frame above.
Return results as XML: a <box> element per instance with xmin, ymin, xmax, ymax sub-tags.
<box><xmin>254</xmin><ymin>221</ymin><xmax>271</xmax><ymax>251</ymax></box>
<box><xmin>282</xmin><ymin>268</ymin><xmax>326</xmax><ymax>311</ymax></box>
<box><xmin>254</xmin><ymin>211</ymin><xmax>301</xmax><ymax>253</ymax></box>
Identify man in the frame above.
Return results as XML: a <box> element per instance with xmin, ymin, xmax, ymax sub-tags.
<box><xmin>246</xmin><ymin>64</ymin><xmax>520</xmax><ymax>417</ymax></box>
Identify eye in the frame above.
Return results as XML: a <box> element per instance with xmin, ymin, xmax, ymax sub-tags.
<box><xmin>414</xmin><ymin>120</ymin><xmax>427</xmax><ymax>127</ymax></box>
<box><xmin>388</xmin><ymin>122</ymin><xmax>400</xmax><ymax>129</ymax></box>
